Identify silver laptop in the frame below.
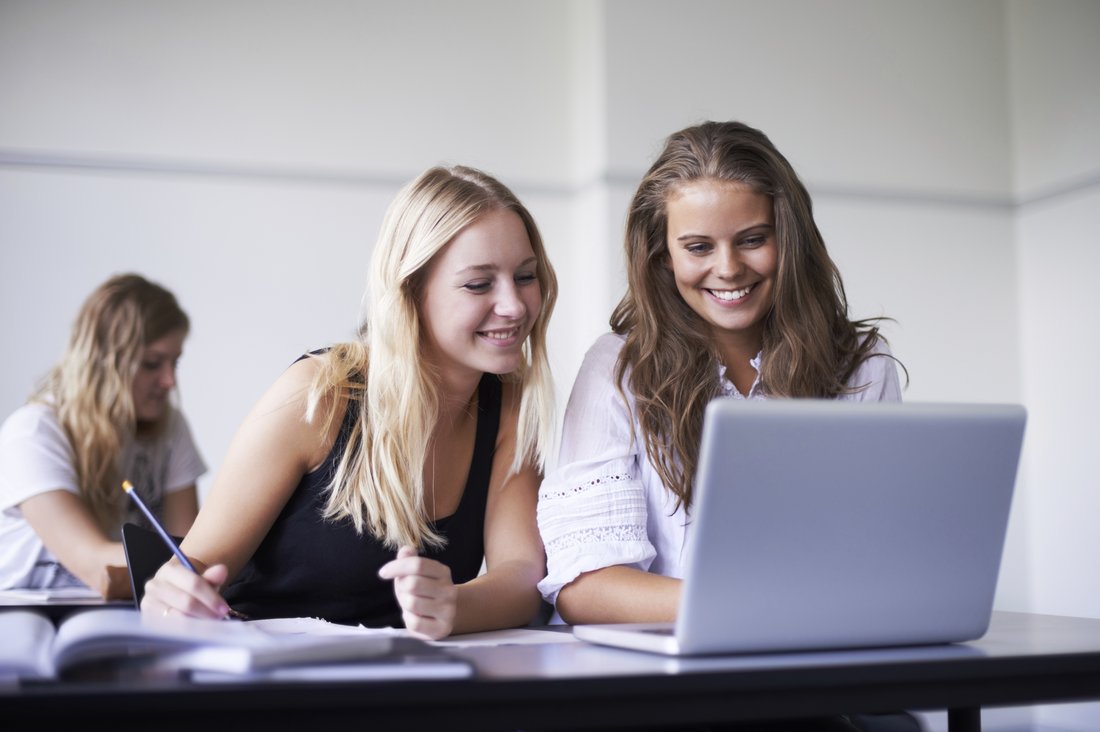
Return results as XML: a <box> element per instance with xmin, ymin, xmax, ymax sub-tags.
<box><xmin>573</xmin><ymin>399</ymin><xmax>1027</xmax><ymax>656</ymax></box>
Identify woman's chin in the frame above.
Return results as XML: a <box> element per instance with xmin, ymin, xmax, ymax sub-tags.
<box><xmin>135</xmin><ymin>403</ymin><xmax>167</xmax><ymax>423</ymax></box>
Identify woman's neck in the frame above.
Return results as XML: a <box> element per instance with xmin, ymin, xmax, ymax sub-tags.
<box><xmin>714</xmin><ymin>331</ymin><xmax>763</xmax><ymax>396</ymax></box>
<box><xmin>434</xmin><ymin>370</ymin><xmax>482</xmax><ymax>426</ymax></box>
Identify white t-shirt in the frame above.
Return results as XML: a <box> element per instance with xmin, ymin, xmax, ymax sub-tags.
<box><xmin>0</xmin><ymin>402</ymin><xmax>207</xmax><ymax>590</ymax></box>
<box><xmin>536</xmin><ymin>331</ymin><xmax>902</xmax><ymax>608</ymax></box>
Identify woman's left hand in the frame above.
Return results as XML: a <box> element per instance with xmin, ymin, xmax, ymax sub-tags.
<box><xmin>377</xmin><ymin>546</ymin><xmax>458</xmax><ymax>640</ymax></box>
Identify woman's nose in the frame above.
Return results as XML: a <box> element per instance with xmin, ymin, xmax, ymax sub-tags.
<box><xmin>714</xmin><ymin>246</ymin><xmax>743</xmax><ymax>279</ymax></box>
<box><xmin>494</xmin><ymin>284</ymin><xmax>527</xmax><ymax>319</ymax></box>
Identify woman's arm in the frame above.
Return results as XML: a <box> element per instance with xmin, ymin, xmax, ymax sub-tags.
<box><xmin>163</xmin><ymin>485</ymin><xmax>198</xmax><ymax>537</ymax></box>
<box><xmin>450</xmin><ymin>379</ymin><xmax>547</xmax><ymax>634</ymax></box>
<box><xmin>556</xmin><ymin>565</ymin><xmax>680</xmax><ymax>625</ymax></box>
<box><xmin>452</xmin><ymin>458</ymin><xmax>545</xmax><ymax>634</ymax></box>
<box><xmin>378</xmin><ymin>381</ymin><xmax>545</xmax><ymax>639</ymax></box>
<box><xmin>20</xmin><ymin>490</ymin><xmax>129</xmax><ymax>598</ymax></box>
<box><xmin>537</xmin><ymin>333</ymin><xmax>671</xmax><ymax>620</ymax></box>
<box><xmin>140</xmin><ymin>358</ymin><xmax>333</xmax><ymax>618</ymax></box>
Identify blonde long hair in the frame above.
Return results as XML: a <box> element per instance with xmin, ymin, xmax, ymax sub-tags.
<box><xmin>308</xmin><ymin>165</ymin><xmax>558</xmax><ymax>549</ymax></box>
<box><xmin>32</xmin><ymin>273</ymin><xmax>190</xmax><ymax>531</ymax></box>
<box><xmin>611</xmin><ymin>121</ymin><xmax>900</xmax><ymax>509</ymax></box>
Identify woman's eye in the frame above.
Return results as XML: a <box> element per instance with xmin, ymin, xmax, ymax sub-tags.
<box><xmin>516</xmin><ymin>271</ymin><xmax>538</xmax><ymax>285</ymax></box>
<box><xmin>685</xmin><ymin>242</ymin><xmax>711</xmax><ymax>255</ymax></box>
<box><xmin>740</xmin><ymin>229</ymin><xmax>773</xmax><ymax>248</ymax></box>
<box><xmin>463</xmin><ymin>281</ymin><xmax>491</xmax><ymax>293</ymax></box>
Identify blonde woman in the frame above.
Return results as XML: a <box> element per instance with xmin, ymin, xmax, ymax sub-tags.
<box><xmin>0</xmin><ymin>273</ymin><xmax>204</xmax><ymax>599</ymax></box>
<box><xmin>141</xmin><ymin>165</ymin><xmax>557</xmax><ymax>639</ymax></box>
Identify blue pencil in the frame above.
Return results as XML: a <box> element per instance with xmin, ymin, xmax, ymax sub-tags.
<box><xmin>121</xmin><ymin>479</ymin><xmax>197</xmax><ymax>573</ymax></box>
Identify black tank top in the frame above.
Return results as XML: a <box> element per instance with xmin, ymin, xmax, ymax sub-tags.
<box><xmin>223</xmin><ymin>372</ymin><xmax>502</xmax><ymax>627</ymax></box>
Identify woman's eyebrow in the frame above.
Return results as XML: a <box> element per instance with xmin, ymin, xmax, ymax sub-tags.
<box><xmin>455</xmin><ymin>256</ymin><xmax>537</xmax><ymax>275</ymax></box>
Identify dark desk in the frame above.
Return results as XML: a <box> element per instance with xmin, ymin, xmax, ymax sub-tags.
<box><xmin>0</xmin><ymin>596</ymin><xmax>130</xmax><ymax>623</ymax></box>
<box><xmin>4</xmin><ymin>611</ymin><xmax>1100</xmax><ymax>731</ymax></box>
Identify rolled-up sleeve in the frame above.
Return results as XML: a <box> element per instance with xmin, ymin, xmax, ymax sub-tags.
<box><xmin>536</xmin><ymin>334</ymin><xmax>656</xmax><ymax>605</ymax></box>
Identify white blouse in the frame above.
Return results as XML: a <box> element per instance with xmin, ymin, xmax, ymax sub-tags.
<box><xmin>536</xmin><ymin>331</ymin><xmax>902</xmax><ymax>606</ymax></box>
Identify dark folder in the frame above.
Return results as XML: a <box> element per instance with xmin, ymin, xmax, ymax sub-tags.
<box><xmin>121</xmin><ymin>522</ymin><xmax>178</xmax><ymax>609</ymax></box>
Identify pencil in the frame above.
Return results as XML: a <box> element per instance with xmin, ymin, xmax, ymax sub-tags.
<box><xmin>121</xmin><ymin>479</ymin><xmax>197</xmax><ymax>573</ymax></box>
<box><xmin>120</xmin><ymin>480</ymin><xmax>247</xmax><ymax>620</ymax></box>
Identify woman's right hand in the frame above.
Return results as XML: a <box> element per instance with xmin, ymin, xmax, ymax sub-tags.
<box><xmin>140</xmin><ymin>560</ymin><xmax>232</xmax><ymax>620</ymax></box>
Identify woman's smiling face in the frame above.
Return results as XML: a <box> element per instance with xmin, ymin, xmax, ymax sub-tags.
<box><xmin>417</xmin><ymin>207</ymin><xmax>542</xmax><ymax>382</ymax></box>
<box><xmin>664</xmin><ymin>179</ymin><xmax>777</xmax><ymax>355</ymax></box>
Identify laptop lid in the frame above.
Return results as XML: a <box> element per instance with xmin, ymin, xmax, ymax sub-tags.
<box><xmin>573</xmin><ymin>400</ymin><xmax>1027</xmax><ymax>656</ymax></box>
<box><xmin>121</xmin><ymin>522</ymin><xmax>177</xmax><ymax>609</ymax></box>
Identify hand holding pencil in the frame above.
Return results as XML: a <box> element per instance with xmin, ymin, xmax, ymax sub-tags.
<box><xmin>121</xmin><ymin>480</ymin><xmax>235</xmax><ymax>620</ymax></box>
<box><xmin>121</xmin><ymin>480</ymin><xmax>195</xmax><ymax>571</ymax></box>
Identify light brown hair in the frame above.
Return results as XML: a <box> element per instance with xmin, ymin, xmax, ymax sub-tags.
<box><xmin>33</xmin><ymin>273</ymin><xmax>189</xmax><ymax>530</ymax></box>
<box><xmin>611</xmin><ymin>121</ymin><xmax>899</xmax><ymax>508</ymax></box>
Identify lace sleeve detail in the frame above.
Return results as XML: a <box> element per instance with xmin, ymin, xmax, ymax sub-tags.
<box><xmin>536</xmin><ymin>466</ymin><xmax>655</xmax><ymax>605</ymax></box>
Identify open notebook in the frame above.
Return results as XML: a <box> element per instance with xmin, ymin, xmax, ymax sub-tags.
<box><xmin>573</xmin><ymin>400</ymin><xmax>1027</xmax><ymax>656</ymax></box>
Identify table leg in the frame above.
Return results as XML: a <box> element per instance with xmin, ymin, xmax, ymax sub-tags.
<box><xmin>947</xmin><ymin>707</ymin><xmax>981</xmax><ymax>732</ymax></box>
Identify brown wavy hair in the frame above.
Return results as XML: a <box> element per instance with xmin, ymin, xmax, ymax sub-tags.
<box><xmin>610</xmin><ymin>121</ymin><xmax>901</xmax><ymax>509</ymax></box>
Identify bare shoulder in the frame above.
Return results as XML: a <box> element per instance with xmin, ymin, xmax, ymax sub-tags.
<box><xmin>226</xmin><ymin>353</ymin><xmax>351</xmax><ymax>474</ymax></box>
<box><xmin>250</xmin><ymin>355</ymin><xmax>325</xmax><ymax>414</ymax></box>
<box><xmin>237</xmin><ymin>355</ymin><xmax>334</xmax><ymax>448</ymax></box>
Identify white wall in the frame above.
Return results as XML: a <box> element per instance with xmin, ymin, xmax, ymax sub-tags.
<box><xmin>1008</xmin><ymin>1</ymin><xmax>1100</xmax><ymax>729</ymax></box>
<box><xmin>596</xmin><ymin>0</ymin><xmax>1025</xmax><ymax>409</ymax></box>
<box><xmin>2</xmin><ymin>2</ymin><xmax>1098</xmax><ymax>728</ymax></box>
<box><xmin>0</xmin><ymin>0</ymin><xmax>580</xmax><ymax>484</ymax></box>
